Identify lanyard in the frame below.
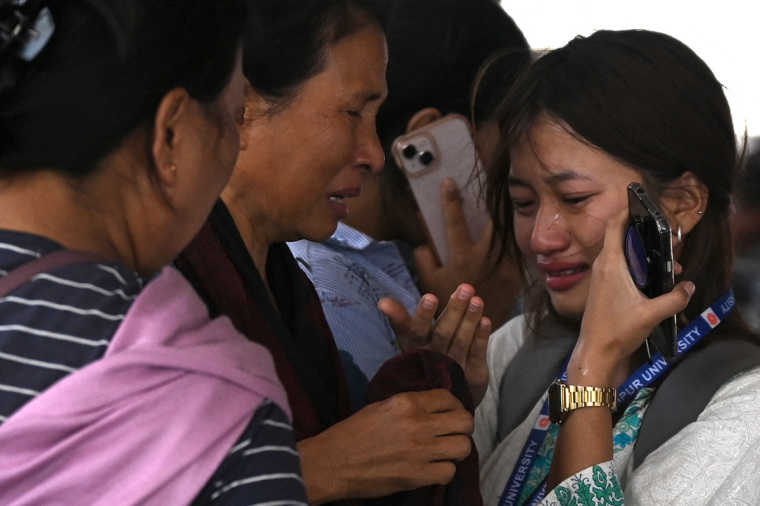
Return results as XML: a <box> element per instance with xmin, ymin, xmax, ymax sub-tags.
<box><xmin>498</xmin><ymin>288</ymin><xmax>736</xmax><ymax>506</ymax></box>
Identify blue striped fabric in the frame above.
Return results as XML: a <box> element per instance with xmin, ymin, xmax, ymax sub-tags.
<box><xmin>288</xmin><ymin>222</ymin><xmax>421</xmax><ymax>410</ymax></box>
<box><xmin>0</xmin><ymin>229</ymin><xmax>307</xmax><ymax>505</ymax></box>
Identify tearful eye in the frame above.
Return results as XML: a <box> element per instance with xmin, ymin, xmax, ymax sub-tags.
<box><xmin>563</xmin><ymin>195</ymin><xmax>592</xmax><ymax>206</ymax></box>
<box><xmin>511</xmin><ymin>200</ymin><xmax>535</xmax><ymax>214</ymax></box>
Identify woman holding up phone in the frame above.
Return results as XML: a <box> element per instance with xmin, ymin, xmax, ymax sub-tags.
<box><xmin>474</xmin><ymin>29</ymin><xmax>760</xmax><ymax>505</ymax></box>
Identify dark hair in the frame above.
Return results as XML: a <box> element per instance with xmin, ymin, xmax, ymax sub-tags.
<box><xmin>367</xmin><ymin>0</ymin><xmax>528</xmax><ymax>217</ymax></box>
<box><xmin>0</xmin><ymin>0</ymin><xmax>246</xmax><ymax>178</ymax></box>
<box><xmin>372</xmin><ymin>0</ymin><xmax>527</xmax><ymax>148</ymax></box>
<box><xmin>485</xmin><ymin>29</ymin><xmax>755</xmax><ymax>340</ymax></box>
<box><xmin>241</xmin><ymin>0</ymin><xmax>383</xmax><ymax>109</ymax></box>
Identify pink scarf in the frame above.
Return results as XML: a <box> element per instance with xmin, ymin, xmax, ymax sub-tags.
<box><xmin>0</xmin><ymin>267</ymin><xmax>290</xmax><ymax>505</ymax></box>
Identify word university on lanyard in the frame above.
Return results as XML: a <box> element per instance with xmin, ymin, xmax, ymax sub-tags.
<box><xmin>498</xmin><ymin>288</ymin><xmax>735</xmax><ymax>506</ymax></box>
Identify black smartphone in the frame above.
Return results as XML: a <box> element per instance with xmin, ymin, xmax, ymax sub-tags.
<box><xmin>624</xmin><ymin>182</ymin><xmax>678</xmax><ymax>361</ymax></box>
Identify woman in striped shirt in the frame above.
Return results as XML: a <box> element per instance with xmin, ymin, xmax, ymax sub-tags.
<box><xmin>0</xmin><ymin>0</ymin><xmax>307</xmax><ymax>504</ymax></box>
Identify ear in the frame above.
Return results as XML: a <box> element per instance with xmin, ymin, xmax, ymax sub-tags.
<box><xmin>406</xmin><ymin>107</ymin><xmax>443</xmax><ymax>133</ymax></box>
<box><xmin>659</xmin><ymin>171</ymin><xmax>709</xmax><ymax>236</ymax></box>
<box><xmin>151</xmin><ymin>87</ymin><xmax>192</xmax><ymax>188</ymax></box>
<box><xmin>239</xmin><ymin>78</ymin><xmax>259</xmax><ymax>152</ymax></box>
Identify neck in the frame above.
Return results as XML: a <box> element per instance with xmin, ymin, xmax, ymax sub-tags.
<box><xmin>220</xmin><ymin>192</ymin><xmax>270</xmax><ymax>287</ymax></box>
<box><xmin>0</xmin><ymin>170</ymin><xmax>126</xmax><ymax>261</ymax></box>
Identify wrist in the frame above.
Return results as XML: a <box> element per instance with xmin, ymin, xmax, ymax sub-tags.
<box><xmin>297</xmin><ymin>436</ymin><xmax>347</xmax><ymax>505</ymax></box>
<box><xmin>548</xmin><ymin>380</ymin><xmax>617</xmax><ymax>425</ymax></box>
<box><xmin>567</xmin><ymin>338</ymin><xmax>624</xmax><ymax>387</ymax></box>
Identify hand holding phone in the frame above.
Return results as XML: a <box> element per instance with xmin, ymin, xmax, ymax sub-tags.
<box><xmin>391</xmin><ymin>114</ymin><xmax>490</xmax><ymax>265</ymax></box>
<box><xmin>624</xmin><ymin>182</ymin><xmax>678</xmax><ymax>360</ymax></box>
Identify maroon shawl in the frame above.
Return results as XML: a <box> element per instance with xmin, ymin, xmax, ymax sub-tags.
<box><xmin>176</xmin><ymin>201</ymin><xmax>351</xmax><ymax>441</ymax></box>
<box><xmin>176</xmin><ymin>200</ymin><xmax>481</xmax><ymax>506</ymax></box>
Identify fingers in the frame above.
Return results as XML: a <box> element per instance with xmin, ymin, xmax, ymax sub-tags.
<box><xmin>378</xmin><ymin>296</ymin><xmax>413</xmax><ymax>332</ymax></box>
<box><xmin>447</xmin><ymin>296</ymin><xmax>486</xmax><ymax>364</ymax></box>
<box><xmin>650</xmin><ymin>280</ymin><xmax>695</xmax><ymax>324</ymax></box>
<box><xmin>408</xmin><ymin>294</ymin><xmax>439</xmax><ymax>348</ymax></box>
<box><xmin>429</xmin><ymin>284</ymin><xmax>476</xmax><ymax>354</ymax></box>
<box><xmin>468</xmin><ymin>317</ymin><xmax>491</xmax><ymax>364</ymax></box>
<box><xmin>463</xmin><ymin>316</ymin><xmax>491</xmax><ymax>407</ymax></box>
<box><xmin>379</xmin><ymin>295</ymin><xmax>437</xmax><ymax>352</ymax></box>
<box><xmin>402</xmin><ymin>389</ymin><xmax>467</xmax><ymax>416</ymax></box>
<box><xmin>441</xmin><ymin>178</ymin><xmax>471</xmax><ymax>251</ymax></box>
<box><xmin>602</xmin><ymin>208</ymin><xmax>630</xmax><ymax>255</ymax></box>
<box><xmin>299</xmin><ymin>390</ymin><xmax>473</xmax><ymax>501</ymax></box>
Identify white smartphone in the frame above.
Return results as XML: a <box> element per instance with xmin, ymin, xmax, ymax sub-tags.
<box><xmin>391</xmin><ymin>114</ymin><xmax>490</xmax><ymax>265</ymax></box>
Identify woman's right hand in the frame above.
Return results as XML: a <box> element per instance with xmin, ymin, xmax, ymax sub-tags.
<box><xmin>296</xmin><ymin>389</ymin><xmax>474</xmax><ymax>504</ymax></box>
<box><xmin>378</xmin><ymin>286</ymin><xmax>491</xmax><ymax>405</ymax></box>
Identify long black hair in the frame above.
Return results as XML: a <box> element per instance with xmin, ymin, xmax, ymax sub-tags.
<box><xmin>0</xmin><ymin>0</ymin><xmax>246</xmax><ymax>177</ymax></box>
<box><xmin>485</xmin><ymin>29</ymin><xmax>756</xmax><ymax>341</ymax></box>
<box><xmin>241</xmin><ymin>0</ymin><xmax>383</xmax><ymax>110</ymax></box>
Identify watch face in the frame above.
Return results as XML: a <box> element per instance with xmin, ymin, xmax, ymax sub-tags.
<box><xmin>548</xmin><ymin>380</ymin><xmax>564</xmax><ymax>424</ymax></box>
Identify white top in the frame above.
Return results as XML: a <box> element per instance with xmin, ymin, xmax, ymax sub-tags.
<box><xmin>474</xmin><ymin>314</ymin><xmax>760</xmax><ymax>506</ymax></box>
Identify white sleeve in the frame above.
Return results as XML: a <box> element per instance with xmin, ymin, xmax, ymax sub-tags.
<box><xmin>625</xmin><ymin>366</ymin><xmax>760</xmax><ymax>505</ymax></box>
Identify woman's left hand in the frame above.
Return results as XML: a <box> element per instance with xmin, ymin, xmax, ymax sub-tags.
<box><xmin>379</xmin><ymin>285</ymin><xmax>491</xmax><ymax>405</ymax></box>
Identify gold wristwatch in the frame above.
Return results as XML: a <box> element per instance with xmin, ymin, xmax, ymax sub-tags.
<box><xmin>548</xmin><ymin>380</ymin><xmax>617</xmax><ymax>425</ymax></box>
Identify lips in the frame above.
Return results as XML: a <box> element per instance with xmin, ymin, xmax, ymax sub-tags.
<box><xmin>326</xmin><ymin>187</ymin><xmax>360</xmax><ymax>219</ymax></box>
<box><xmin>536</xmin><ymin>261</ymin><xmax>590</xmax><ymax>291</ymax></box>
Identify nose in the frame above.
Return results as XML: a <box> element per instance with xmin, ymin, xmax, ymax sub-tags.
<box><xmin>529</xmin><ymin>206</ymin><xmax>571</xmax><ymax>255</ymax></box>
<box><xmin>355</xmin><ymin>122</ymin><xmax>385</xmax><ymax>174</ymax></box>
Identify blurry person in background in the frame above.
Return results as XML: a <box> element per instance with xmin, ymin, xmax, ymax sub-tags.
<box><xmin>732</xmin><ymin>144</ymin><xmax>760</xmax><ymax>330</ymax></box>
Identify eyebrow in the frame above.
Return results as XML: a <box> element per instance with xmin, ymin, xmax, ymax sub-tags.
<box><xmin>351</xmin><ymin>88</ymin><xmax>387</xmax><ymax>105</ymax></box>
<box><xmin>507</xmin><ymin>169</ymin><xmax>593</xmax><ymax>187</ymax></box>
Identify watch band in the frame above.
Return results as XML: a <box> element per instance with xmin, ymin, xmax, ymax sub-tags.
<box><xmin>549</xmin><ymin>380</ymin><xmax>617</xmax><ymax>424</ymax></box>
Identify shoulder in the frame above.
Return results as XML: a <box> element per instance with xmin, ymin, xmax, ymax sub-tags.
<box><xmin>288</xmin><ymin>239</ymin><xmax>352</xmax><ymax>273</ymax></box>
<box><xmin>626</xmin><ymin>366</ymin><xmax>760</xmax><ymax>504</ymax></box>
<box><xmin>704</xmin><ymin>364</ymin><xmax>760</xmax><ymax>412</ymax></box>
<box><xmin>16</xmin><ymin>260</ymin><xmax>143</xmax><ymax>314</ymax></box>
<box><xmin>2</xmin><ymin>253</ymin><xmax>143</xmax><ymax>325</ymax></box>
<box><xmin>487</xmin><ymin>314</ymin><xmax>531</xmax><ymax>374</ymax></box>
<box><xmin>192</xmin><ymin>400</ymin><xmax>307</xmax><ymax>505</ymax></box>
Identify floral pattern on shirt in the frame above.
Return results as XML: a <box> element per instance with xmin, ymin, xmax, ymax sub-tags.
<box><xmin>536</xmin><ymin>388</ymin><xmax>654</xmax><ymax>506</ymax></box>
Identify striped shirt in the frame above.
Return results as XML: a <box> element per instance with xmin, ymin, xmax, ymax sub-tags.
<box><xmin>288</xmin><ymin>222</ymin><xmax>421</xmax><ymax>411</ymax></box>
<box><xmin>0</xmin><ymin>229</ymin><xmax>307</xmax><ymax>505</ymax></box>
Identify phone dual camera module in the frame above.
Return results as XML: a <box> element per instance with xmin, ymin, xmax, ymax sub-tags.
<box><xmin>396</xmin><ymin>132</ymin><xmax>440</xmax><ymax>175</ymax></box>
<box><xmin>401</xmin><ymin>143</ymin><xmax>435</xmax><ymax>166</ymax></box>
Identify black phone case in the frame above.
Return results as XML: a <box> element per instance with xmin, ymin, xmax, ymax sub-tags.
<box><xmin>626</xmin><ymin>183</ymin><xmax>678</xmax><ymax>361</ymax></box>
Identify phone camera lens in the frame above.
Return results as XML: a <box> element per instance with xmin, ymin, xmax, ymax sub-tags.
<box><xmin>402</xmin><ymin>145</ymin><xmax>417</xmax><ymax>159</ymax></box>
<box><xmin>625</xmin><ymin>225</ymin><xmax>650</xmax><ymax>287</ymax></box>
<box><xmin>419</xmin><ymin>151</ymin><xmax>434</xmax><ymax>165</ymax></box>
